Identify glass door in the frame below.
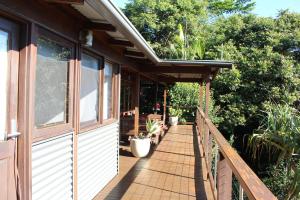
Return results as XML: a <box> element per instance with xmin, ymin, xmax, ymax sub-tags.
<box><xmin>0</xmin><ymin>28</ymin><xmax>9</xmax><ymax>140</ymax></box>
<box><xmin>0</xmin><ymin>16</ymin><xmax>20</xmax><ymax>200</ymax></box>
<box><xmin>0</xmin><ymin>17</ymin><xmax>19</xmax><ymax>141</ymax></box>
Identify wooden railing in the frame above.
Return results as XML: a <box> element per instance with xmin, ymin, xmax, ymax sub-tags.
<box><xmin>196</xmin><ymin>107</ymin><xmax>277</xmax><ymax>200</ymax></box>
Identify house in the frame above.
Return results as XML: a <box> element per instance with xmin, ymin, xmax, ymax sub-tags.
<box><xmin>0</xmin><ymin>0</ymin><xmax>277</xmax><ymax>200</ymax></box>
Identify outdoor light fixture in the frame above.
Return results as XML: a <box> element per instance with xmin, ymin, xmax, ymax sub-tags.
<box><xmin>79</xmin><ymin>29</ymin><xmax>93</xmax><ymax>47</ymax></box>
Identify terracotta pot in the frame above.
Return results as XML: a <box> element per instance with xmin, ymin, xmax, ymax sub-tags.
<box><xmin>130</xmin><ymin>138</ymin><xmax>151</xmax><ymax>158</ymax></box>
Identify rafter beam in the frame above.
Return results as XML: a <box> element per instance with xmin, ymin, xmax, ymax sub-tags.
<box><xmin>124</xmin><ymin>50</ymin><xmax>145</xmax><ymax>58</ymax></box>
<box><xmin>44</xmin><ymin>0</ymin><xmax>84</xmax><ymax>4</ymax></box>
<box><xmin>110</xmin><ymin>39</ymin><xmax>134</xmax><ymax>47</ymax></box>
<box><xmin>85</xmin><ymin>22</ymin><xmax>116</xmax><ymax>32</ymax></box>
<box><xmin>139</xmin><ymin>66</ymin><xmax>213</xmax><ymax>74</ymax></box>
<box><xmin>158</xmin><ymin>77</ymin><xmax>203</xmax><ymax>83</ymax></box>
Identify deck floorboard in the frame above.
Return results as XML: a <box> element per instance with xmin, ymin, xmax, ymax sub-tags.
<box><xmin>95</xmin><ymin>125</ymin><xmax>213</xmax><ymax>200</ymax></box>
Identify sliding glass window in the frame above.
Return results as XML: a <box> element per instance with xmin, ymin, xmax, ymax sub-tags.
<box><xmin>103</xmin><ymin>61</ymin><xmax>114</xmax><ymax>120</ymax></box>
<box><xmin>33</xmin><ymin>28</ymin><xmax>74</xmax><ymax>140</ymax></box>
<box><xmin>35</xmin><ymin>38</ymin><xmax>71</xmax><ymax>127</ymax></box>
<box><xmin>80</xmin><ymin>53</ymin><xmax>101</xmax><ymax>127</ymax></box>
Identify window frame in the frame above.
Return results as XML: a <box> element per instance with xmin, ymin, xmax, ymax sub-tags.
<box><xmin>32</xmin><ymin>27</ymin><xmax>75</xmax><ymax>142</ymax></box>
<box><xmin>79</xmin><ymin>50</ymin><xmax>104</xmax><ymax>132</ymax></box>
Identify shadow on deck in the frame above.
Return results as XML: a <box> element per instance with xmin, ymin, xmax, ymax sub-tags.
<box><xmin>95</xmin><ymin>125</ymin><xmax>214</xmax><ymax>200</ymax></box>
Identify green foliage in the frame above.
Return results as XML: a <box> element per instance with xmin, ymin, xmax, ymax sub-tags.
<box><xmin>124</xmin><ymin>0</ymin><xmax>208</xmax><ymax>59</ymax></box>
<box><xmin>169</xmin><ymin>83</ymin><xmax>199</xmax><ymax>108</ymax></box>
<box><xmin>248</xmin><ymin>104</ymin><xmax>300</xmax><ymax>199</ymax></box>
<box><xmin>206</xmin><ymin>12</ymin><xmax>300</xmax><ymax>137</ymax></box>
<box><xmin>249</xmin><ymin>104</ymin><xmax>300</xmax><ymax>161</ymax></box>
<box><xmin>146</xmin><ymin>119</ymin><xmax>160</xmax><ymax>135</ymax></box>
<box><xmin>168</xmin><ymin>83</ymin><xmax>221</xmax><ymax>124</ymax></box>
<box><xmin>263</xmin><ymin>160</ymin><xmax>294</xmax><ymax>200</ymax></box>
<box><xmin>169</xmin><ymin>107</ymin><xmax>183</xmax><ymax>117</ymax></box>
<box><xmin>124</xmin><ymin>0</ymin><xmax>254</xmax><ymax>59</ymax></box>
<box><xmin>208</xmin><ymin>0</ymin><xmax>255</xmax><ymax>16</ymax></box>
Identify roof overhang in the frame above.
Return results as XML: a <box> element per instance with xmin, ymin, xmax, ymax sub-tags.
<box><xmin>69</xmin><ymin>0</ymin><xmax>233</xmax><ymax>82</ymax></box>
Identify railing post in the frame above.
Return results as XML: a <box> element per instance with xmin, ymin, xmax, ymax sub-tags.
<box><xmin>239</xmin><ymin>185</ymin><xmax>244</xmax><ymax>200</ymax></box>
<box><xmin>217</xmin><ymin>154</ymin><xmax>232</xmax><ymax>200</ymax></box>
<box><xmin>213</xmin><ymin>144</ymin><xmax>219</xmax><ymax>190</ymax></box>
<box><xmin>204</xmin><ymin>76</ymin><xmax>211</xmax><ymax>165</ymax></box>
<box><xmin>163</xmin><ymin>87</ymin><xmax>167</xmax><ymax>126</ymax></box>
<box><xmin>198</xmin><ymin>81</ymin><xmax>203</xmax><ymax>137</ymax></box>
<box><xmin>133</xmin><ymin>73</ymin><xmax>140</xmax><ymax>135</ymax></box>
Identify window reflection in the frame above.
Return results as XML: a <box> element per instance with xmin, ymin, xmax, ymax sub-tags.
<box><xmin>103</xmin><ymin>62</ymin><xmax>114</xmax><ymax>120</ymax></box>
<box><xmin>80</xmin><ymin>53</ymin><xmax>100</xmax><ymax>124</ymax></box>
<box><xmin>34</xmin><ymin>37</ymin><xmax>71</xmax><ymax>127</ymax></box>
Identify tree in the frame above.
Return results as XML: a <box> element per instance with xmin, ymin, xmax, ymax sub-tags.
<box><xmin>124</xmin><ymin>0</ymin><xmax>208</xmax><ymax>59</ymax></box>
<box><xmin>205</xmin><ymin>13</ymin><xmax>300</xmax><ymax>198</ymax></box>
<box><xmin>124</xmin><ymin>0</ymin><xmax>255</xmax><ymax>59</ymax></box>
<box><xmin>205</xmin><ymin>12</ymin><xmax>300</xmax><ymax>139</ymax></box>
<box><xmin>208</xmin><ymin>0</ymin><xmax>255</xmax><ymax>16</ymax></box>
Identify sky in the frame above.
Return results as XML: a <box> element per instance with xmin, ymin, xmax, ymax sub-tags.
<box><xmin>112</xmin><ymin>0</ymin><xmax>300</xmax><ymax>18</ymax></box>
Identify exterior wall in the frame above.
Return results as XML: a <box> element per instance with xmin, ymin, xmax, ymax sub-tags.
<box><xmin>32</xmin><ymin>133</ymin><xmax>74</xmax><ymax>200</ymax></box>
<box><xmin>78</xmin><ymin>122</ymin><xmax>119</xmax><ymax>200</ymax></box>
<box><xmin>0</xmin><ymin>1</ymin><xmax>127</xmax><ymax>199</ymax></box>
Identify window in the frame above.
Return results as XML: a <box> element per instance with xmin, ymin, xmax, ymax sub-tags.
<box><xmin>103</xmin><ymin>61</ymin><xmax>117</xmax><ymax>120</ymax></box>
<box><xmin>80</xmin><ymin>53</ymin><xmax>101</xmax><ymax>125</ymax></box>
<box><xmin>34</xmin><ymin>33</ymin><xmax>73</xmax><ymax>129</ymax></box>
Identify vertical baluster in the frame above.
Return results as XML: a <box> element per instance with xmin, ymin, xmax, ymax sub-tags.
<box><xmin>208</xmin><ymin>131</ymin><xmax>213</xmax><ymax>170</ymax></box>
<box><xmin>202</xmin><ymin>117</ymin><xmax>205</xmax><ymax>143</ymax></box>
<box><xmin>239</xmin><ymin>185</ymin><xmax>244</xmax><ymax>200</ymax></box>
<box><xmin>217</xmin><ymin>155</ymin><xmax>232</xmax><ymax>200</ymax></box>
<box><xmin>213</xmin><ymin>144</ymin><xmax>219</xmax><ymax>190</ymax></box>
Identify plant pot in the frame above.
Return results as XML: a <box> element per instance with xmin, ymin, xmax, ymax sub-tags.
<box><xmin>169</xmin><ymin>116</ymin><xmax>178</xmax><ymax>125</ymax></box>
<box><xmin>130</xmin><ymin>138</ymin><xmax>151</xmax><ymax>158</ymax></box>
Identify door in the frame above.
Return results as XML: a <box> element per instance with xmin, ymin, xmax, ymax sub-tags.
<box><xmin>0</xmin><ymin>16</ymin><xmax>20</xmax><ymax>200</ymax></box>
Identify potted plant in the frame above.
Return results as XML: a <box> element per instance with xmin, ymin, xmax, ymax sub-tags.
<box><xmin>169</xmin><ymin>107</ymin><xmax>182</xmax><ymax>126</ymax></box>
<box><xmin>130</xmin><ymin>120</ymin><xmax>160</xmax><ymax>158</ymax></box>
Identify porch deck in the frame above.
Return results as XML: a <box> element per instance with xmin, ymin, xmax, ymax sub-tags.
<box><xmin>95</xmin><ymin>125</ymin><xmax>214</xmax><ymax>200</ymax></box>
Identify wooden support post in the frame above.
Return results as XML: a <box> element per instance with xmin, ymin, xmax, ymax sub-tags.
<box><xmin>205</xmin><ymin>76</ymin><xmax>211</xmax><ymax>117</ymax></box>
<box><xmin>134</xmin><ymin>74</ymin><xmax>140</xmax><ymax>135</ymax></box>
<box><xmin>155</xmin><ymin>82</ymin><xmax>158</xmax><ymax>112</ymax></box>
<box><xmin>204</xmin><ymin>76</ymin><xmax>211</xmax><ymax>169</ymax></box>
<box><xmin>217</xmin><ymin>155</ymin><xmax>232</xmax><ymax>200</ymax></box>
<box><xmin>199</xmin><ymin>81</ymin><xmax>203</xmax><ymax>110</ymax></box>
<box><xmin>163</xmin><ymin>87</ymin><xmax>167</xmax><ymax>125</ymax></box>
<box><xmin>198</xmin><ymin>81</ymin><xmax>203</xmax><ymax>137</ymax></box>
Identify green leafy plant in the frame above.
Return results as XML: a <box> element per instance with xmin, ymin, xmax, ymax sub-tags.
<box><xmin>169</xmin><ymin>107</ymin><xmax>182</xmax><ymax>117</ymax></box>
<box><xmin>146</xmin><ymin>119</ymin><xmax>160</xmax><ymax>135</ymax></box>
<box><xmin>248</xmin><ymin>104</ymin><xmax>300</xmax><ymax>200</ymax></box>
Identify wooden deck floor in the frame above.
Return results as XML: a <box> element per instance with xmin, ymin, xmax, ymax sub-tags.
<box><xmin>95</xmin><ymin>125</ymin><xmax>213</xmax><ymax>200</ymax></box>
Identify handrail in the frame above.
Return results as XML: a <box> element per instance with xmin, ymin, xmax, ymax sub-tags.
<box><xmin>196</xmin><ymin>107</ymin><xmax>277</xmax><ymax>200</ymax></box>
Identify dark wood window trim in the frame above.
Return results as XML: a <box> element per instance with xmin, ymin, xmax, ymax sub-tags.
<box><xmin>79</xmin><ymin>49</ymin><xmax>103</xmax><ymax>133</ymax></box>
<box><xmin>32</xmin><ymin>26</ymin><xmax>75</xmax><ymax>142</ymax></box>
